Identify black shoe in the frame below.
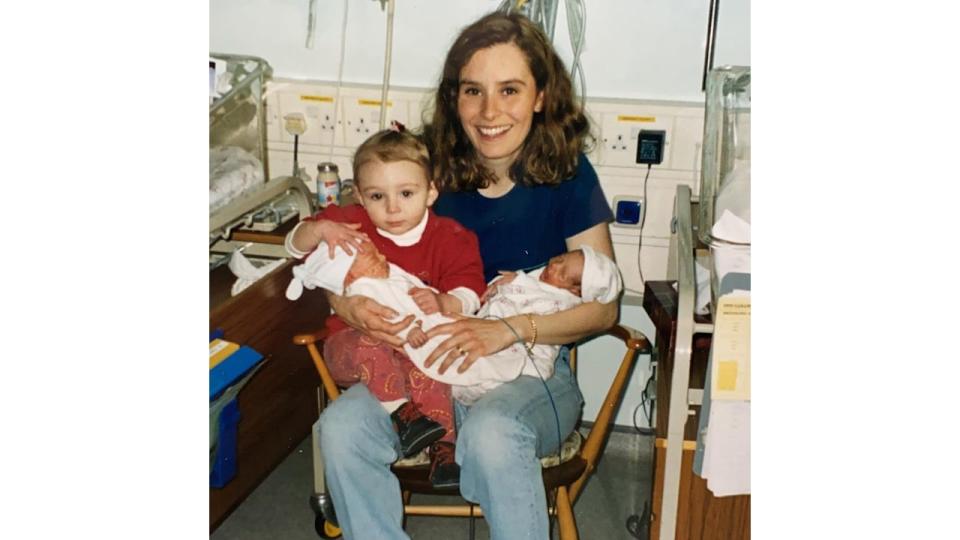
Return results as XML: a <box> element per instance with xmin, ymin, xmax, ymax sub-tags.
<box><xmin>391</xmin><ymin>401</ymin><xmax>446</xmax><ymax>458</ymax></box>
<box><xmin>428</xmin><ymin>441</ymin><xmax>461</xmax><ymax>489</ymax></box>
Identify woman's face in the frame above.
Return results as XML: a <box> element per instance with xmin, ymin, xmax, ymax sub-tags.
<box><xmin>457</xmin><ymin>42</ymin><xmax>544</xmax><ymax>170</ymax></box>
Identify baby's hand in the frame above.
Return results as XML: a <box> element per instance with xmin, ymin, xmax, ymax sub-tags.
<box><xmin>407</xmin><ymin>324</ymin><xmax>428</xmax><ymax>348</ymax></box>
<box><xmin>311</xmin><ymin>220</ymin><xmax>369</xmax><ymax>257</ymax></box>
<box><xmin>409</xmin><ymin>287</ymin><xmax>441</xmax><ymax>314</ymax></box>
<box><xmin>480</xmin><ymin>271</ymin><xmax>517</xmax><ymax>303</ymax></box>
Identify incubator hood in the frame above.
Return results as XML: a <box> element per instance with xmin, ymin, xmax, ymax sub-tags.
<box><xmin>698</xmin><ymin>66</ymin><xmax>751</xmax><ymax>247</ymax></box>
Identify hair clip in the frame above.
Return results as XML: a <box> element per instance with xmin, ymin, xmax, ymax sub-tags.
<box><xmin>389</xmin><ymin>120</ymin><xmax>406</xmax><ymax>133</ymax></box>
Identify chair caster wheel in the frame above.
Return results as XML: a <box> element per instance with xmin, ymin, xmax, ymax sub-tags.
<box><xmin>315</xmin><ymin>513</ymin><xmax>342</xmax><ymax>538</ymax></box>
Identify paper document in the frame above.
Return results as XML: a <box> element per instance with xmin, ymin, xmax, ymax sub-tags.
<box><xmin>710</xmin><ymin>294</ymin><xmax>751</xmax><ymax>401</ymax></box>
<box><xmin>700</xmin><ymin>400</ymin><xmax>751</xmax><ymax>496</ymax></box>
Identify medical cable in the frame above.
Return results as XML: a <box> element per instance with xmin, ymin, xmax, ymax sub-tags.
<box><xmin>305</xmin><ymin>0</ymin><xmax>317</xmax><ymax>49</ymax></box>
<box><xmin>498</xmin><ymin>0</ymin><xmax>588</xmax><ymax>105</ymax></box>
<box><xmin>493</xmin><ymin>315</ymin><xmax>563</xmax><ymax>540</ymax></box>
<box><xmin>490</xmin><ymin>315</ymin><xmax>564</xmax><ymax>455</ymax></box>
<box><xmin>327</xmin><ymin>0</ymin><xmax>349</xmax><ymax>163</ymax></box>
<box><xmin>631</xmin><ymin>359</ymin><xmax>656</xmax><ymax>436</ymax></box>
<box><xmin>514</xmin><ymin>260</ymin><xmax>548</xmax><ymax>274</ymax></box>
<box><xmin>637</xmin><ymin>163</ymin><xmax>652</xmax><ymax>286</ymax></box>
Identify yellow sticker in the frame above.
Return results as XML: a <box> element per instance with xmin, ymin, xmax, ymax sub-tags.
<box><xmin>617</xmin><ymin>115</ymin><xmax>656</xmax><ymax>123</ymax></box>
<box><xmin>300</xmin><ymin>95</ymin><xmax>334</xmax><ymax>102</ymax></box>
<box><xmin>358</xmin><ymin>98</ymin><xmax>393</xmax><ymax>107</ymax></box>
<box><xmin>209</xmin><ymin>339</ymin><xmax>240</xmax><ymax>369</ymax></box>
<box><xmin>717</xmin><ymin>361</ymin><xmax>738</xmax><ymax>391</ymax></box>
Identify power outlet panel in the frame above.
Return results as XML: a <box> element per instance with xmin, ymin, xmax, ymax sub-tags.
<box><xmin>597</xmin><ymin>111</ymin><xmax>673</xmax><ymax>169</ymax></box>
<box><xmin>275</xmin><ymin>86</ymin><xmax>341</xmax><ymax>148</ymax></box>
<box><xmin>342</xmin><ymin>92</ymin><xmax>411</xmax><ymax>148</ymax></box>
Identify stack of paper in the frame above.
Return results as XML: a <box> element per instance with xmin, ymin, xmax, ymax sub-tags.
<box><xmin>700</xmin><ymin>293</ymin><xmax>751</xmax><ymax>497</ymax></box>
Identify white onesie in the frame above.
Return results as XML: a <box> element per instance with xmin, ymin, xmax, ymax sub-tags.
<box><xmin>346</xmin><ymin>266</ymin><xmax>581</xmax><ymax>405</ymax></box>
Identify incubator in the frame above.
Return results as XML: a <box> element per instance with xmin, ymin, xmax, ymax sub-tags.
<box><xmin>209</xmin><ymin>54</ymin><xmax>314</xmax><ymax>273</ymax></box>
<box><xmin>697</xmin><ymin>66</ymin><xmax>751</xmax><ymax>308</ymax></box>
<box><xmin>209</xmin><ymin>53</ymin><xmax>271</xmax><ymax>182</ymax></box>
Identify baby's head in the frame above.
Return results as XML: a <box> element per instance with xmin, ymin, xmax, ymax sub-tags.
<box><xmin>343</xmin><ymin>240</ymin><xmax>389</xmax><ymax>289</ymax></box>
<box><xmin>287</xmin><ymin>239</ymin><xmax>393</xmax><ymax>301</ymax></box>
<box><xmin>539</xmin><ymin>250</ymin><xmax>585</xmax><ymax>296</ymax></box>
<box><xmin>353</xmin><ymin>127</ymin><xmax>438</xmax><ymax>236</ymax></box>
<box><xmin>540</xmin><ymin>246</ymin><xmax>623</xmax><ymax>304</ymax></box>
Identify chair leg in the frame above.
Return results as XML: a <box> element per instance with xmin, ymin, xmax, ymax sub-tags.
<box><xmin>468</xmin><ymin>504</ymin><xmax>477</xmax><ymax>540</ymax></box>
<box><xmin>556</xmin><ymin>486</ymin><xmax>579</xmax><ymax>540</ymax></box>
<box><xmin>401</xmin><ymin>490</ymin><xmax>411</xmax><ymax>530</ymax></box>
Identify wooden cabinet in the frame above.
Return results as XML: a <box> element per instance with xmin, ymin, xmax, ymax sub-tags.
<box><xmin>209</xmin><ymin>260</ymin><xmax>327</xmax><ymax>531</ymax></box>
<box><xmin>643</xmin><ymin>281</ymin><xmax>750</xmax><ymax>540</ymax></box>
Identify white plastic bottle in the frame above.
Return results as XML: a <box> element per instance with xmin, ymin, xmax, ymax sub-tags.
<box><xmin>316</xmin><ymin>162</ymin><xmax>341</xmax><ymax>208</ymax></box>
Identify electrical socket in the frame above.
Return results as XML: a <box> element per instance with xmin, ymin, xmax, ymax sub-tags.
<box><xmin>342</xmin><ymin>95</ymin><xmax>410</xmax><ymax>148</ymax></box>
<box><xmin>275</xmin><ymin>87</ymin><xmax>340</xmax><ymax>147</ymax></box>
<box><xmin>598</xmin><ymin>112</ymin><xmax>673</xmax><ymax>169</ymax></box>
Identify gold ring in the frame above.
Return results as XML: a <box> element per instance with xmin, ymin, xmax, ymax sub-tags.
<box><xmin>457</xmin><ymin>346</ymin><xmax>466</xmax><ymax>355</ymax></box>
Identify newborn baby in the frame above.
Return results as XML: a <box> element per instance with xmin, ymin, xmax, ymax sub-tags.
<box><xmin>286</xmin><ymin>242</ymin><xmax>622</xmax><ymax>405</ymax></box>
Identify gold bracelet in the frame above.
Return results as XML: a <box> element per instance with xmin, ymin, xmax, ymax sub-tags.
<box><xmin>524</xmin><ymin>314</ymin><xmax>538</xmax><ymax>353</ymax></box>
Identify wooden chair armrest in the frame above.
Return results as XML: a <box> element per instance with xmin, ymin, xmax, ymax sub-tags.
<box><xmin>293</xmin><ymin>328</ymin><xmax>329</xmax><ymax>346</ymax></box>
<box><xmin>603</xmin><ymin>324</ymin><xmax>651</xmax><ymax>353</ymax></box>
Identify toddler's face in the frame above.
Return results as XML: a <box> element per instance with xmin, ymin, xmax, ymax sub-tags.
<box><xmin>539</xmin><ymin>250</ymin><xmax>584</xmax><ymax>296</ymax></box>
<box><xmin>344</xmin><ymin>241</ymin><xmax>389</xmax><ymax>287</ymax></box>
<box><xmin>356</xmin><ymin>159</ymin><xmax>438</xmax><ymax>236</ymax></box>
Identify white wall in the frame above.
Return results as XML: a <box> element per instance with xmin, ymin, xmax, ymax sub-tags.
<box><xmin>210</xmin><ymin>0</ymin><xmax>750</xmax><ymax>102</ymax></box>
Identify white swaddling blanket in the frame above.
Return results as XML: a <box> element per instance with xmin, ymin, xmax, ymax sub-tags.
<box><xmin>347</xmin><ymin>267</ymin><xmax>581</xmax><ymax>405</ymax></box>
<box><xmin>209</xmin><ymin>146</ymin><xmax>264</xmax><ymax>214</ymax></box>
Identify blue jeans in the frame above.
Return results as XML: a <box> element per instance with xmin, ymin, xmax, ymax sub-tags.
<box><xmin>318</xmin><ymin>349</ymin><xmax>584</xmax><ymax>540</ymax></box>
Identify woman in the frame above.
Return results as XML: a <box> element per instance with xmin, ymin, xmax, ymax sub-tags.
<box><xmin>314</xmin><ymin>12</ymin><xmax>617</xmax><ymax>539</ymax></box>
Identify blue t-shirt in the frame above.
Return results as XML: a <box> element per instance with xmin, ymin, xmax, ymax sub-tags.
<box><xmin>434</xmin><ymin>154</ymin><xmax>613</xmax><ymax>282</ymax></box>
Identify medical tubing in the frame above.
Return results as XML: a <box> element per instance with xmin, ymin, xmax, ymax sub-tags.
<box><xmin>328</xmin><ymin>0</ymin><xmax>349</xmax><ymax>162</ymax></box>
<box><xmin>305</xmin><ymin>0</ymin><xmax>317</xmax><ymax>48</ymax></box>
<box><xmin>379</xmin><ymin>0</ymin><xmax>395</xmax><ymax>130</ymax></box>
<box><xmin>490</xmin><ymin>315</ymin><xmax>563</xmax><ymax>454</ymax></box>
<box><xmin>566</xmin><ymin>0</ymin><xmax>587</xmax><ymax>104</ymax></box>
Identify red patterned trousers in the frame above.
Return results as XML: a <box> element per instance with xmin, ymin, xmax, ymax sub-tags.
<box><xmin>323</xmin><ymin>327</ymin><xmax>455</xmax><ymax>443</ymax></box>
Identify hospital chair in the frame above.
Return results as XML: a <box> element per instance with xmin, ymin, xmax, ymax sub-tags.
<box><xmin>293</xmin><ymin>323</ymin><xmax>650</xmax><ymax>539</ymax></box>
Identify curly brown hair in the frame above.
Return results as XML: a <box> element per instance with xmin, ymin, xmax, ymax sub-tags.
<box><xmin>420</xmin><ymin>11</ymin><xmax>592</xmax><ymax>192</ymax></box>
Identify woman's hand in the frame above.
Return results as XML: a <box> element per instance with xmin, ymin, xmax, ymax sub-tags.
<box><xmin>328</xmin><ymin>293</ymin><xmax>414</xmax><ymax>348</ymax></box>
<box><xmin>480</xmin><ymin>271</ymin><xmax>517</xmax><ymax>303</ymax></box>
<box><xmin>423</xmin><ymin>313</ymin><xmax>518</xmax><ymax>375</ymax></box>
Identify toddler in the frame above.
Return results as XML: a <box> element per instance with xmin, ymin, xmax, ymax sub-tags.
<box><xmin>285</xmin><ymin>126</ymin><xmax>485</xmax><ymax>488</ymax></box>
